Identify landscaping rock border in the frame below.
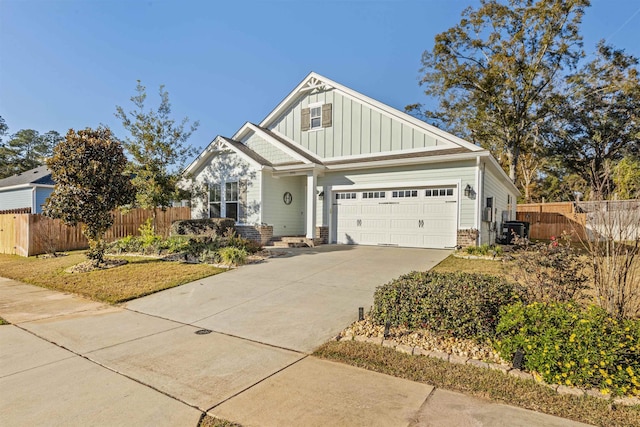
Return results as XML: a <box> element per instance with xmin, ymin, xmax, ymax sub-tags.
<box><xmin>337</xmin><ymin>319</ymin><xmax>640</xmax><ymax>407</ymax></box>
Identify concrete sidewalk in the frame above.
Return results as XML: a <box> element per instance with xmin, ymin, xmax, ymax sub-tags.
<box><xmin>0</xmin><ymin>246</ymin><xmax>594</xmax><ymax>426</ymax></box>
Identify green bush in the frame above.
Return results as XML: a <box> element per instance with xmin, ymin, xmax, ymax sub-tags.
<box><xmin>464</xmin><ymin>244</ymin><xmax>503</xmax><ymax>257</ymax></box>
<box><xmin>370</xmin><ymin>272</ymin><xmax>518</xmax><ymax>340</ymax></box>
<box><xmin>138</xmin><ymin>218</ymin><xmax>162</xmax><ymax>251</ymax></box>
<box><xmin>108</xmin><ymin>235</ymin><xmax>142</xmax><ymax>254</ymax></box>
<box><xmin>157</xmin><ymin>235</ymin><xmax>191</xmax><ymax>253</ymax></box>
<box><xmin>495</xmin><ymin>302</ymin><xmax>640</xmax><ymax>396</ymax></box>
<box><xmin>217</xmin><ymin>246</ymin><xmax>248</xmax><ymax>266</ymax></box>
<box><xmin>223</xmin><ymin>231</ymin><xmax>262</xmax><ymax>254</ymax></box>
<box><xmin>170</xmin><ymin>218</ymin><xmax>235</xmax><ymax>236</ymax></box>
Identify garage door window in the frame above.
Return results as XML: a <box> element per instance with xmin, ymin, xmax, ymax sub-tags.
<box><xmin>425</xmin><ymin>188</ymin><xmax>454</xmax><ymax>197</ymax></box>
<box><xmin>336</xmin><ymin>192</ymin><xmax>357</xmax><ymax>200</ymax></box>
<box><xmin>362</xmin><ymin>191</ymin><xmax>386</xmax><ymax>199</ymax></box>
<box><xmin>392</xmin><ymin>190</ymin><xmax>418</xmax><ymax>198</ymax></box>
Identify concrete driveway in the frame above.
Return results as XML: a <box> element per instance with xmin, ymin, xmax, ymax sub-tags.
<box><xmin>1</xmin><ymin>246</ymin><xmax>593</xmax><ymax>426</ymax></box>
<box><xmin>125</xmin><ymin>245</ymin><xmax>448</xmax><ymax>353</ymax></box>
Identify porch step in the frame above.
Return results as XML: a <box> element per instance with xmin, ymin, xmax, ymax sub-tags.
<box><xmin>268</xmin><ymin>236</ymin><xmax>315</xmax><ymax>248</ymax></box>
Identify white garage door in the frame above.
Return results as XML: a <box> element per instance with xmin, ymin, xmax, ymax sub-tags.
<box><xmin>334</xmin><ymin>187</ymin><xmax>458</xmax><ymax>249</ymax></box>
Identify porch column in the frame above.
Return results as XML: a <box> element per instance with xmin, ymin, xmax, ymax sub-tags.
<box><xmin>306</xmin><ymin>171</ymin><xmax>317</xmax><ymax>239</ymax></box>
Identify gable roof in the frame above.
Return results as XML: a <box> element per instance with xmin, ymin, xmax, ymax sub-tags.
<box><xmin>259</xmin><ymin>72</ymin><xmax>484</xmax><ymax>153</ymax></box>
<box><xmin>0</xmin><ymin>165</ymin><xmax>54</xmax><ymax>190</ymax></box>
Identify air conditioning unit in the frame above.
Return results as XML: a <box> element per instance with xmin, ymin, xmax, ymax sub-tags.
<box><xmin>482</xmin><ymin>207</ymin><xmax>493</xmax><ymax>222</ymax></box>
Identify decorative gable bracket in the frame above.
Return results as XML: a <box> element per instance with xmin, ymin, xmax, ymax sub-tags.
<box><xmin>299</xmin><ymin>76</ymin><xmax>333</xmax><ymax>94</ymax></box>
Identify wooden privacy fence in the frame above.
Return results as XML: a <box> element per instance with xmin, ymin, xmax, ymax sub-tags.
<box><xmin>0</xmin><ymin>207</ymin><xmax>191</xmax><ymax>257</ymax></box>
<box><xmin>516</xmin><ymin>210</ymin><xmax>587</xmax><ymax>241</ymax></box>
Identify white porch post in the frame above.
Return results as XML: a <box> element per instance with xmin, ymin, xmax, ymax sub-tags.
<box><xmin>306</xmin><ymin>171</ymin><xmax>317</xmax><ymax>239</ymax></box>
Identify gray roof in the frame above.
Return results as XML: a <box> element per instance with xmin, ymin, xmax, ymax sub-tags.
<box><xmin>0</xmin><ymin>165</ymin><xmax>54</xmax><ymax>189</ymax></box>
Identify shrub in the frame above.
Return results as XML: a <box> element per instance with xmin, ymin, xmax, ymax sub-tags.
<box><xmin>223</xmin><ymin>229</ymin><xmax>262</xmax><ymax>254</ymax></box>
<box><xmin>138</xmin><ymin>218</ymin><xmax>162</xmax><ymax>249</ymax></box>
<box><xmin>217</xmin><ymin>247</ymin><xmax>247</xmax><ymax>266</ymax></box>
<box><xmin>508</xmin><ymin>233</ymin><xmax>589</xmax><ymax>304</ymax></box>
<box><xmin>464</xmin><ymin>244</ymin><xmax>503</xmax><ymax>257</ymax></box>
<box><xmin>495</xmin><ymin>302</ymin><xmax>640</xmax><ymax>396</ymax></box>
<box><xmin>370</xmin><ymin>272</ymin><xmax>518</xmax><ymax>340</ymax></box>
<box><xmin>157</xmin><ymin>235</ymin><xmax>190</xmax><ymax>253</ymax></box>
<box><xmin>170</xmin><ymin>218</ymin><xmax>235</xmax><ymax>236</ymax></box>
<box><xmin>108</xmin><ymin>235</ymin><xmax>142</xmax><ymax>254</ymax></box>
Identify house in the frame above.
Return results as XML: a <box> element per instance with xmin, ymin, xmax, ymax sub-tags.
<box><xmin>186</xmin><ymin>72</ymin><xmax>519</xmax><ymax>248</ymax></box>
<box><xmin>0</xmin><ymin>165</ymin><xmax>54</xmax><ymax>214</ymax></box>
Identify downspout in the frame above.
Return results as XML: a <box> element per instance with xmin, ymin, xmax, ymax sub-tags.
<box><xmin>31</xmin><ymin>186</ymin><xmax>37</xmax><ymax>214</ymax></box>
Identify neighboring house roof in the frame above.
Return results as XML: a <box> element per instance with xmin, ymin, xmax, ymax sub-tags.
<box><xmin>0</xmin><ymin>165</ymin><xmax>54</xmax><ymax>190</ymax></box>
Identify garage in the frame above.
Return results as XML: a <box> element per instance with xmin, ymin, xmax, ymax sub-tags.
<box><xmin>333</xmin><ymin>186</ymin><xmax>458</xmax><ymax>249</ymax></box>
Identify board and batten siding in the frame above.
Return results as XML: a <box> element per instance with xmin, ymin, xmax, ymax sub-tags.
<box><xmin>270</xmin><ymin>89</ymin><xmax>445</xmax><ymax>159</ymax></box>
<box><xmin>190</xmin><ymin>152</ymin><xmax>261</xmax><ymax>224</ymax></box>
<box><xmin>261</xmin><ymin>173</ymin><xmax>305</xmax><ymax>236</ymax></box>
<box><xmin>241</xmin><ymin>131</ymin><xmax>297</xmax><ymax>165</ymax></box>
<box><xmin>317</xmin><ymin>161</ymin><xmax>477</xmax><ymax>230</ymax></box>
<box><xmin>0</xmin><ymin>188</ymin><xmax>33</xmax><ymax>212</ymax></box>
<box><xmin>34</xmin><ymin>187</ymin><xmax>53</xmax><ymax>214</ymax></box>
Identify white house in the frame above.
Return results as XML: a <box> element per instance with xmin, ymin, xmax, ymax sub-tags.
<box><xmin>0</xmin><ymin>165</ymin><xmax>54</xmax><ymax>214</ymax></box>
<box><xmin>186</xmin><ymin>72</ymin><xmax>519</xmax><ymax>248</ymax></box>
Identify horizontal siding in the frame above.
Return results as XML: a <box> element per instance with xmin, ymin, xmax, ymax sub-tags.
<box><xmin>480</xmin><ymin>165</ymin><xmax>518</xmax><ymax>244</ymax></box>
<box><xmin>241</xmin><ymin>132</ymin><xmax>297</xmax><ymax>165</ymax></box>
<box><xmin>270</xmin><ymin>89</ymin><xmax>446</xmax><ymax>158</ymax></box>
<box><xmin>318</xmin><ymin>161</ymin><xmax>477</xmax><ymax>229</ymax></box>
<box><xmin>34</xmin><ymin>187</ymin><xmax>53</xmax><ymax>214</ymax></box>
<box><xmin>191</xmin><ymin>152</ymin><xmax>261</xmax><ymax>224</ymax></box>
<box><xmin>0</xmin><ymin>188</ymin><xmax>32</xmax><ymax>211</ymax></box>
<box><xmin>261</xmin><ymin>173</ymin><xmax>305</xmax><ymax>236</ymax></box>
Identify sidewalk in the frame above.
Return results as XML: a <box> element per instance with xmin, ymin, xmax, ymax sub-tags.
<box><xmin>0</xmin><ymin>276</ymin><xmax>593</xmax><ymax>426</ymax></box>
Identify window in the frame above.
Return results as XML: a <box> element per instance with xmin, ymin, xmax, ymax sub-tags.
<box><xmin>336</xmin><ymin>192</ymin><xmax>356</xmax><ymax>200</ymax></box>
<box><xmin>392</xmin><ymin>190</ymin><xmax>418</xmax><ymax>198</ymax></box>
<box><xmin>209</xmin><ymin>184</ymin><xmax>221</xmax><ymax>218</ymax></box>
<box><xmin>225</xmin><ymin>181</ymin><xmax>238</xmax><ymax>221</ymax></box>
<box><xmin>362</xmin><ymin>191</ymin><xmax>386</xmax><ymax>199</ymax></box>
<box><xmin>310</xmin><ymin>106</ymin><xmax>322</xmax><ymax>129</ymax></box>
<box><xmin>425</xmin><ymin>188</ymin><xmax>455</xmax><ymax>197</ymax></box>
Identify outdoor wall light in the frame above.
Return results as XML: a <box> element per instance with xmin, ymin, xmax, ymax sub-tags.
<box><xmin>318</xmin><ymin>190</ymin><xmax>325</xmax><ymax>200</ymax></box>
<box><xmin>464</xmin><ymin>184</ymin><xmax>473</xmax><ymax>197</ymax></box>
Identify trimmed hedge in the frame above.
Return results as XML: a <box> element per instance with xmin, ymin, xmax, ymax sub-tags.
<box><xmin>370</xmin><ymin>271</ymin><xmax>517</xmax><ymax>340</ymax></box>
<box><xmin>170</xmin><ymin>218</ymin><xmax>236</xmax><ymax>236</ymax></box>
<box><xmin>495</xmin><ymin>302</ymin><xmax>640</xmax><ymax>396</ymax></box>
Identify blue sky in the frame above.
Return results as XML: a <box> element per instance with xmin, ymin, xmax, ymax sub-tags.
<box><xmin>1</xmin><ymin>0</ymin><xmax>639</xmax><ymax>159</ymax></box>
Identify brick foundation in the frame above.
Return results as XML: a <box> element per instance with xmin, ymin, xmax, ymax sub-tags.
<box><xmin>315</xmin><ymin>226</ymin><xmax>329</xmax><ymax>245</ymax></box>
<box><xmin>236</xmin><ymin>225</ymin><xmax>273</xmax><ymax>246</ymax></box>
<box><xmin>457</xmin><ymin>228</ymin><xmax>479</xmax><ymax>248</ymax></box>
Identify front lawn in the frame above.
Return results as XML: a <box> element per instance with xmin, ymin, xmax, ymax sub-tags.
<box><xmin>0</xmin><ymin>252</ymin><xmax>224</xmax><ymax>304</ymax></box>
<box><xmin>431</xmin><ymin>254</ymin><xmax>506</xmax><ymax>276</ymax></box>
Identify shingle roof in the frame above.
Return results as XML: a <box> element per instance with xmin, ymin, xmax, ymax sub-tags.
<box><xmin>219</xmin><ymin>137</ymin><xmax>274</xmax><ymax>167</ymax></box>
<box><xmin>0</xmin><ymin>165</ymin><xmax>54</xmax><ymax>188</ymax></box>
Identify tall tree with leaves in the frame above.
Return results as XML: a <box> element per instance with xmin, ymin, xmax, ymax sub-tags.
<box><xmin>0</xmin><ymin>116</ymin><xmax>10</xmax><ymax>178</ymax></box>
<box><xmin>44</xmin><ymin>127</ymin><xmax>135</xmax><ymax>264</ymax></box>
<box><xmin>407</xmin><ymin>0</ymin><xmax>589</xmax><ymax>185</ymax></box>
<box><xmin>115</xmin><ymin>81</ymin><xmax>199</xmax><ymax>221</ymax></box>
<box><xmin>545</xmin><ymin>42</ymin><xmax>640</xmax><ymax>199</ymax></box>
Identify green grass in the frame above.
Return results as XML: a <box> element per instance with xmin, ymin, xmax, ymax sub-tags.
<box><xmin>0</xmin><ymin>316</ymin><xmax>8</xmax><ymax>325</ymax></box>
<box><xmin>198</xmin><ymin>415</ymin><xmax>242</xmax><ymax>427</ymax></box>
<box><xmin>432</xmin><ymin>254</ymin><xmax>507</xmax><ymax>277</ymax></box>
<box><xmin>0</xmin><ymin>251</ymin><xmax>225</xmax><ymax>304</ymax></box>
<box><xmin>314</xmin><ymin>341</ymin><xmax>640</xmax><ymax>427</ymax></box>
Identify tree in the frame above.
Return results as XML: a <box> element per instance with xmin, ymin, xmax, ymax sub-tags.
<box><xmin>44</xmin><ymin>127</ymin><xmax>135</xmax><ymax>264</ymax></box>
<box><xmin>0</xmin><ymin>116</ymin><xmax>10</xmax><ymax>178</ymax></box>
<box><xmin>0</xmin><ymin>128</ymin><xmax>62</xmax><ymax>178</ymax></box>
<box><xmin>407</xmin><ymin>0</ymin><xmax>589</xmax><ymax>184</ymax></box>
<box><xmin>545</xmin><ymin>42</ymin><xmax>640</xmax><ymax>199</ymax></box>
<box><xmin>613</xmin><ymin>156</ymin><xmax>640</xmax><ymax>200</ymax></box>
<box><xmin>115</xmin><ymin>81</ymin><xmax>199</xmax><ymax>221</ymax></box>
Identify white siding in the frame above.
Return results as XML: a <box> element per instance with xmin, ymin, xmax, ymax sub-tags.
<box><xmin>480</xmin><ymin>163</ymin><xmax>518</xmax><ymax>244</ymax></box>
<box><xmin>241</xmin><ymin>132</ymin><xmax>297</xmax><ymax>165</ymax></box>
<box><xmin>0</xmin><ymin>188</ymin><xmax>33</xmax><ymax>211</ymax></box>
<box><xmin>190</xmin><ymin>152</ymin><xmax>261</xmax><ymax>223</ymax></box>
<box><xmin>271</xmin><ymin>90</ymin><xmax>448</xmax><ymax>159</ymax></box>
<box><xmin>318</xmin><ymin>161</ymin><xmax>477</xmax><ymax>231</ymax></box>
<box><xmin>261</xmin><ymin>173</ymin><xmax>305</xmax><ymax>236</ymax></box>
